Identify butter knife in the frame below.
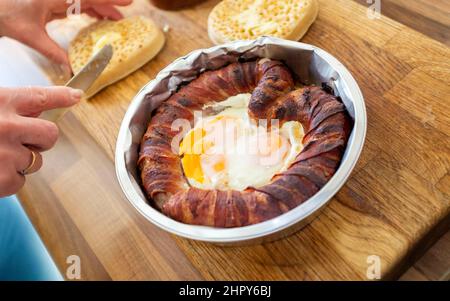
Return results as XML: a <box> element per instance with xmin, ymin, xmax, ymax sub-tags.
<box><xmin>42</xmin><ymin>44</ymin><xmax>113</xmax><ymax>121</ymax></box>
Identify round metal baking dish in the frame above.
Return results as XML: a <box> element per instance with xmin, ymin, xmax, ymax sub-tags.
<box><xmin>115</xmin><ymin>36</ymin><xmax>367</xmax><ymax>245</ymax></box>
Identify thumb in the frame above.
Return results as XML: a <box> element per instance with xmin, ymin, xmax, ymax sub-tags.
<box><xmin>25</xmin><ymin>29</ymin><xmax>71</xmax><ymax>73</ymax></box>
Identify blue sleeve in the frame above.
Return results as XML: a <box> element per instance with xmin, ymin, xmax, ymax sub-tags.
<box><xmin>0</xmin><ymin>195</ymin><xmax>63</xmax><ymax>281</ymax></box>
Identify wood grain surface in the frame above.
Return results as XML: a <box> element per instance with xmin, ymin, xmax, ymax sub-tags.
<box><xmin>353</xmin><ymin>0</ymin><xmax>450</xmax><ymax>46</ymax></box>
<box><xmin>16</xmin><ymin>0</ymin><xmax>449</xmax><ymax>280</ymax></box>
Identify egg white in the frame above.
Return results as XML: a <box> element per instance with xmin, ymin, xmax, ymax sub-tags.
<box><xmin>180</xmin><ymin>93</ymin><xmax>304</xmax><ymax>191</ymax></box>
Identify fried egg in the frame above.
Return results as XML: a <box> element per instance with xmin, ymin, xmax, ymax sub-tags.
<box><xmin>179</xmin><ymin>93</ymin><xmax>304</xmax><ymax>191</ymax></box>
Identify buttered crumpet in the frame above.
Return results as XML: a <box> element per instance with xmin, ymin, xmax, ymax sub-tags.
<box><xmin>69</xmin><ymin>16</ymin><xmax>165</xmax><ymax>98</ymax></box>
<box><xmin>208</xmin><ymin>0</ymin><xmax>319</xmax><ymax>45</ymax></box>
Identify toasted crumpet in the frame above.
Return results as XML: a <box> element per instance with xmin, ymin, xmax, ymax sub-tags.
<box><xmin>69</xmin><ymin>16</ymin><xmax>165</xmax><ymax>98</ymax></box>
<box><xmin>208</xmin><ymin>0</ymin><xmax>319</xmax><ymax>45</ymax></box>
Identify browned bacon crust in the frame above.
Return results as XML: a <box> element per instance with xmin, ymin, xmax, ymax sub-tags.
<box><xmin>139</xmin><ymin>59</ymin><xmax>352</xmax><ymax>227</ymax></box>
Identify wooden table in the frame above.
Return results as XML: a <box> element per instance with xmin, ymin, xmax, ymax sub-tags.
<box><xmin>16</xmin><ymin>0</ymin><xmax>449</xmax><ymax>280</ymax></box>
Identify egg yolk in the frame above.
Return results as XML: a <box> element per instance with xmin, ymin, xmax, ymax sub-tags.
<box><xmin>179</xmin><ymin>118</ymin><xmax>230</xmax><ymax>184</ymax></box>
<box><xmin>179</xmin><ymin>127</ymin><xmax>206</xmax><ymax>183</ymax></box>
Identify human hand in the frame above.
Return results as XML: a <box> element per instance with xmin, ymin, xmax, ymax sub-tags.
<box><xmin>0</xmin><ymin>0</ymin><xmax>133</xmax><ymax>72</ymax></box>
<box><xmin>0</xmin><ymin>86</ymin><xmax>82</xmax><ymax>197</ymax></box>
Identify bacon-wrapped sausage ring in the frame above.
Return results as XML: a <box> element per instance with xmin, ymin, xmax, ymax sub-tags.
<box><xmin>139</xmin><ymin>59</ymin><xmax>352</xmax><ymax>227</ymax></box>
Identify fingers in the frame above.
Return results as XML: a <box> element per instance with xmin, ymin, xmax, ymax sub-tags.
<box><xmin>0</xmin><ymin>146</ymin><xmax>44</xmax><ymax>196</ymax></box>
<box><xmin>82</xmin><ymin>0</ymin><xmax>132</xmax><ymax>20</ymax></box>
<box><xmin>84</xmin><ymin>0</ymin><xmax>133</xmax><ymax>6</ymax></box>
<box><xmin>23</xmin><ymin>29</ymin><xmax>71</xmax><ymax>69</ymax></box>
<box><xmin>0</xmin><ymin>164</ymin><xmax>25</xmax><ymax>198</ymax></box>
<box><xmin>15</xmin><ymin>146</ymin><xmax>43</xmax><ymax>175</ymax></box>
<box><xmin>90</xmin><ymin>5</ymin><xmax>124</xmax><ymax>20</ymax></box>
<box><xmin>49</xmin><ymin>0</ymin><xmax>132</xmax><ymax>15</ymax></box>
<box><xmin>0</xmin><ymin>148</ymin><xmax>26</xmax><ymax>197</ymax></box>
<box><xmin>16</xmin><ymin>117</ymin><xmax>60</xmax><ymax>152</ymax></box>
<box><xmin>0</xmin><ymin>85</ymin><xmax>80</xmax><ymax>163</ymax></box>
<box><xmin>11</xmin><ymin>86</ymin><xmax>82</xmax><ymax>117</ymax></box>
<box><xmin>85</xmin><ymin>8</ymin><xmax>104</xmax><ymax>19</ymax></box>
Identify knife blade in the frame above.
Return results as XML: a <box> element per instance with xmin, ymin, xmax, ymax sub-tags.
<box><xmin>41</xmin><ymin>44</ymin><xmax>113</xmax><ymax>121</ymax></box>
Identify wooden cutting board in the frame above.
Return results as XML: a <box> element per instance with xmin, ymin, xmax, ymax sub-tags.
<box><xmin>19</xmin><ymin>0</ymin><xmax>449</xmax><ymax>280</ymax></box>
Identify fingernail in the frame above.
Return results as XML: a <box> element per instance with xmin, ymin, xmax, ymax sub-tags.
<box><xmin>70</xmin><ymin>89</ymin><xmax>83</xmax><ymax>102</ymax></box>
<box><xmin>59</xmin><ymin>64</ymin><xmax>72</xmax><ymax>78</ymax></box>
<box><xmin>65</xmin><ymin>65</ymin><xmax>73</xmax><ymax>76</ymax></box>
